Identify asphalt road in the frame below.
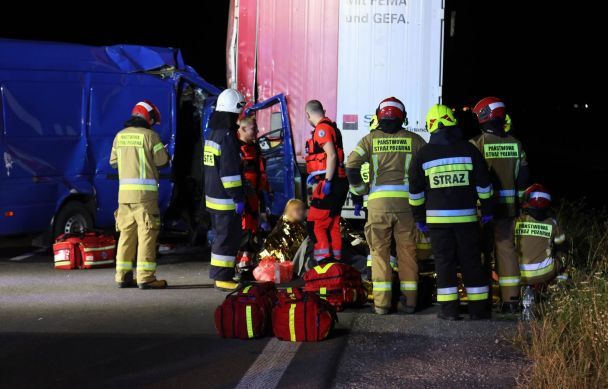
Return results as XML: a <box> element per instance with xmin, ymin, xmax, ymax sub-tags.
<box><xmin>0</xmin><ymin>238</ymin><xmax>528</xmax><ymax>388</ymax></box>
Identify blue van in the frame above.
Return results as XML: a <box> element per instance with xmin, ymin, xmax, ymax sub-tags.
<box><xmin>0</xmin><ymin>39</ymin><xmax>299</xmax><ymax>239</ymax></box>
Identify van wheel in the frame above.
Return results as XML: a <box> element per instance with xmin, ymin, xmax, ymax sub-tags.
<box><xmin>53</xmin><ymin>201</ymin><xmax>94</xmax><ymax>239</ymax></box>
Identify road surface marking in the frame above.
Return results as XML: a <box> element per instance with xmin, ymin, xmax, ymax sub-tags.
<box><xmin>9</xmin><ymin>248</ymin><xmax>46</xmax><ymax>261</ymax></box>
<box><xmin>235</xmin><ymin>338</ymin><xmax>301</xmax><ymax>389</ymax></box>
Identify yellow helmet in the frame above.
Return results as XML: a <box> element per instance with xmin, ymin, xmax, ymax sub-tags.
<box><xmin>369</xmin><ymin>114</ymin><xmax>379</xmax><ymax>131</ymax></box>
<box><xmin>425</xmin><ymin>104</ymin><xmax>457</xmax><ymax>133</ymax></box>
<box><xmin>504</xmin><ymin>114</ymin><xmax>512</xmax><ymax>133</ymax></box>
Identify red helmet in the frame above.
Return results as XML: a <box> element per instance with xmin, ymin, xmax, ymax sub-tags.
<box><xmin>377</xmin><ymin>97</ymin><xmax>406</xmax><ymax>123</ymax></box>
<box><xmin>522</xmin><ymin>184</ymin><xmax>552</xmax><ymax>209</ymax></box>
<box><xmin>473</xmin><ymin>97</ymin><xmax>506</xmax><ymax>124</ymax></box>
<box><xmin>132</xmin><ymin>100</ymin><xmax>161</xmax><ymax>126</ymax></box>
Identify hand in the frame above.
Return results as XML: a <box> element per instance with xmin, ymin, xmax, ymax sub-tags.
<box><xmin>235</xmin><ymin>201</ymin><xmax>245</xmax><ymax>215</ymax></box>
<box><xmin>322</xmin><ymin>180</ymin><xmax>332</xmax><ymax>195</ymax></box>
<box><xmin>260</xmin><ymin>221</ymin><xmax>271</xmax><ymax>232</ymax></box>
<box><xmin>481</xmin><ymin>215</ymin><xmax>493</xmax><ymax>225</ymax></box>
<box><xmin>354</xmin><ymin>203</ymin><xmax>363</xmax><ymax>216</ymax></box>
<box><xmin>415</xmin><ymin>222</ymin><xmax>429</xmax><ymax>233</ymax></box>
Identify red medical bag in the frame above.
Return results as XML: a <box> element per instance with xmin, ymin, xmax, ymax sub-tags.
<box><xmin>272</xmin><ymin>288</ymin><xmax>336</xmax><ymax>342</ymax></box>
<box><xmin>53</xmin><ymin>232</ymin><xmax>116</xmax><ymax>270</ymax></box>
<box><xmin>215</xmin><ymin>283</ymin><xmax>277</xmax><ymax>339</ymax></box>
<box><xmin>303</xmin><ymin>263</ymin><xmax>367</xmax><ymax>311</ymax></box>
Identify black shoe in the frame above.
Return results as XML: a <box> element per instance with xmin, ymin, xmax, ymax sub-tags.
<box><xmin>469</xmin><ymin>311</ymin><xmax>492</xmax><ymax>320</ymax></box>
<box><xmin>437</xmin><ymin>312</ymin><xmax>462</xmax><ymax>321</ymax></box>
<box><xmin>117</xmin><ymin>272</ymin><xmax>137</xmax><ymax>288</ymax></box>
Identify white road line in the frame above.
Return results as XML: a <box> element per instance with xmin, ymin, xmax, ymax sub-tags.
<box><xmin>9</xmin><ymin>248</ymin><xmax>46</xmax><ymax>262</ymax></box>
<box><xmin>235</xmin><ymin>338</ymin><xmax>302</xmax><ymax>389</ymax></box>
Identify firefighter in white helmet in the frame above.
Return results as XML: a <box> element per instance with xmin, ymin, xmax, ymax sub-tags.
<box><xmin>204</xmin><ymin>89</ymin><xmax>247</xmax><ymax>291</ymax></box>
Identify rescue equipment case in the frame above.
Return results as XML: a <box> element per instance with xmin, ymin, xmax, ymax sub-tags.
<box><xmin>272</xmin><ymin>288</ymin><xmax>337</xmax><ymax>342</ymax></box>
<box><xmin>303</xmin><ymin>263</ymin><xmax>367</xmax><ymax>311</ymax></box>
<box><xmin>53</xmin><ymin>231</ymin><xmax>116</xmax><ymax>270</ymax></box>
<box><xmin>215</xmin><ymin>283</ymin><xmax>277</xmax><ymax>339</ymax></box>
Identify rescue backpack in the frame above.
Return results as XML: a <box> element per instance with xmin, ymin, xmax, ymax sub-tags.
<box><xmin>214</xmin><ymin>282</ymin><xmax>277</xmax><ymax>339</ymax></box>
<box><xmin>53</xmin><ymin>231</ymin><xmax>116</xmax><ymax>270</ymax></box>
<box><xmin>303</xmin><ymin>262</ymin><xmax>368</xmax><ymax>311</ymax></box>
<box><xmin>272</xmin><ymin>287</ymin><xmax>337</xmax><ymax>342</ymax></box>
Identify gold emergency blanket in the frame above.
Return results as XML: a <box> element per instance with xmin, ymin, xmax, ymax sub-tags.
<box><xmin>258</xmin><ymin>216</ymin><xmax>307</xmax><ymax>262</ymax></box>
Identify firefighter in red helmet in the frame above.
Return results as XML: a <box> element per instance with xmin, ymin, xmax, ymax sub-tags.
<box><xmin>516</xmin><ymin>184</ymin><xmax>566</xmax><ymax>286</ymax></box>
<box><xmin>471</xmin><ymin>97</ymin><xmax>530</xmax><ymax>312</ymax></box>
<box><xmin>346</xmin><ymin>97</ymin><xmax>426</xmax><ymax>315</ymax></box>
<box><xmin>304</xmin><ymin>100</ymin><xmax>349</xmax><ymax>264</ymax></box>
<box><xmin>110</xmin><ymin>100</ymin><xmax>169</xmax><ymax>289</ymax></box>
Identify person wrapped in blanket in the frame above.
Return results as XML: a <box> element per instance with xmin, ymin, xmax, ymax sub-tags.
<box><xmin>256</xmin><ymin>199</ymin><xmax>369</xmax><ymax>279</ymax></box>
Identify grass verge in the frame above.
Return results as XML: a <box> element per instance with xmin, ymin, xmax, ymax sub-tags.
<box><xmin>514</xmin><ymin>201</ymin><xmax>608</xmax><ymax>387</ymax></box>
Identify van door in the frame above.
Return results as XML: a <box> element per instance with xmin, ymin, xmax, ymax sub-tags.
<box><xmin>88</xmin><ymin>74</ymin><xmax>176</xmax><ymax>228</ymax></box>
<box><xmin>245</xmin><ymin>94</ymin><xmax>302</xmax><ymax>216</ymax></box>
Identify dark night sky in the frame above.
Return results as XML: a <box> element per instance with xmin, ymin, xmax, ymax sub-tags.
<box><xmin>1</xmin><ymin>1</ymin><xmax>602</xmax><ymax>206</ymax></box>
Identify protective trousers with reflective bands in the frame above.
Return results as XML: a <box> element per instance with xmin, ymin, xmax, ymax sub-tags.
<box><xmin>115</xmin><ymin>201</ymin><xmax>161</xmax><ymax>284</ymax></box>
<box><xmin>210</xmin><ymin>212</ymin><xmax>242</xmax><ymax>281</ymax></box>
<box><xmin>430</xmin><ymin>224</ymin><xmax>490</xmax><ymax>317</ymax></box>
<box><xmin>493</xmin><ymin>218</ymin><xmax>520</xmax><ymax>303</ymax></box>
<box><xmin>366</xmin><ymin>211</ymin><xmax>418</xmax><ymax>311</ymax></box>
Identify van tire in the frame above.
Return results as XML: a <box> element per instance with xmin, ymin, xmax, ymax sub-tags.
<box><xmin>53</xmin><ymin>201</ymin><xmax>94</xmax><ymax>239</ymax></box>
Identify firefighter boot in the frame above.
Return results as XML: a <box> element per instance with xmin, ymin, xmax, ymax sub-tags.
<box><xmin>138</xmin><ymin>279</ymin><xmax>168</xmax><ymax>289</ymax></box>
<box><xmin>117</xmin><ymin>271</ymin><xmax>137</xmax><ymax>288</ymax></box>
<box><xmin>215</xmin><ymin>280</ymin><xmax>239</xmax><ymax>292</ymax></box>
<box><xmin>398</xmin><ymin>296</ymin><xmax>416</xmax><ymax>314</ymax></box>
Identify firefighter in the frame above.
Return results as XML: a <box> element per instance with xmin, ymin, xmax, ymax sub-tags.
<box><xmin>346</xmin><ymin>97</ymin><xmax>426</xmax><ymax>315</ymax></box>
<box><xmin>516</xmin><ymin>184</ymin><xmax>566</xmax><ymax>286</ymax></box>
<box><xmin>304</xmin><ymin>100</ymin><xmax>349</xmax><ymax>263</ymax></box>
<box><xmin>471</xmin><ymin>97</ymin><xmax>530</xmax><ymax>312</ymax></box>
<box><xmin>110</xmin><ymin>100</ymin><xmax>169</xmax><ymax>289</ymax></box>
<box><xmin>235</xmin><ymin>116</ymin><xmax>270</xmax><ymax>277</ymax></box>
<box><xmin>408</xmin><ymin>104</ymin><xmax>494</xmax><ymax>320</ymax></box>
<box><xmin>204</xmin><ymin>89</ymin><xmax>247</xmax><ymax>291</ymax></box>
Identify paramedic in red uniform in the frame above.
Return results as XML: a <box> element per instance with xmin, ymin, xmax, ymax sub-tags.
<box><xmin>304</xmin><ymin>100</ymin><xmax>349</xmax><ymax>264</ymax></box>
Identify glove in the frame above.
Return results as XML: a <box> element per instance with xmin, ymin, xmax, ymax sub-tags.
<box><xmin>415</xmin><ymin>222</ymin><xmax>429</xmax><ymax>234</ymax></box>
<box><xmin>354</xmin><ymin>203</ymin><xmax>363</xmax><ymax>217</ymax></box>
<box><xmin>306</xmin><ymin>174</ymin><xmax>317</xmax><ymax>186</ymax></box>
<box><xmin>235</xmin><ymin>201</ymin><xmax>245</xmax><ymax>215</ymax></box>
<box><xmin>481</xmin><ymin>215</ymin><xmax>494</xmax><ymax>225</ymax></box>
<box><xmin>260</xmin><ymin>213</ymin><xmax>271</xmax><ymax>232</ymax></box>
<box><xmin>322</xmin><ymin>180</ymin><xmax>332</xmax><ymax>195</ymax></box>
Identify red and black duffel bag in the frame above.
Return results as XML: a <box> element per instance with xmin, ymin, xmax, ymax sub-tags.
<box><xmin>53</xmin><ymin>231</ymin><xmax>116</xmax><ymax>270</ymax></box>
<box><xmin>272</xmin><ymin>287</ymin><xmax>337</xmax><ymax>342</ymax></box>
<box><xmin>303</xmin><ymin>262</ymin><xmax>368</xmax><ymax>311</ymax></box>
<box><xmin>215</xmin><ymin>282</ymin><xmax>277</xmax><ymax>339</ymax></box>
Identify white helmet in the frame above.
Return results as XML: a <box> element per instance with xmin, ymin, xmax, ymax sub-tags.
<box><xmin>216</xmin><ymin>89</ymin><xmax>246</xmax><ymax>114</ymax></box>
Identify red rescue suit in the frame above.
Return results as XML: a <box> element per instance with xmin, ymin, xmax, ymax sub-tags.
<box><xmin>240</xmin><ymin>142</ymin><xmax>268</xmax><ymax>233</ymax></box>
<box><xmin>305</xmin><ymin>118</ymin><xmax>349</xmax><ymax>262</ymax></box>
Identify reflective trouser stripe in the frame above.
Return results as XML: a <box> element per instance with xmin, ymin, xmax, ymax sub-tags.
<box><xmin>119</xmin><ymin>184</ymin><xmax>158</xmax><ymax>191</ymax></box>
<box><xmin>373</xmin><ymin>281</ymin><xmax>392</xmax><ymax>292</ymax></box>
<box><xmin>246</xmin><ymin>306</ymin><xmax>254</xmax><ymax>338</ymax></box>
<box><xmin>437</xmin><ymin>287</ymin><xmax>459</xmax><ymax>302</ymax></box>
<box><xmin>499</xmin><ymin>276</ymin><xmax>521</xmax><ymax>286</ymax></box>
<box><xmin>211</xmin><ymin>253</ymin><xmax>236</xmax><ymax>268</ymax></box>
<box><xmin>400</xmin><ymin>281</ymin><xmax>417</xmax><ymax>291</ymax></box>
<box><xmin>289</xmin><ymin>303</ymin><xmax>297</xmax><ymax>342</ymax></box>
<box><xmin>116</xmin><ymin>260</ymin><xmax>133</xmax><ymax>270</ymax></box>
<box><xmin>466</xmin><ymin>286</ymin><xmax>489</xmax><ymax>301</ymax></box>
<box><xmin>138</xmin><ymin>261</ymin><xmax>157</xmax><ymax>271</ymax></box>
<box><xmin>205</xmin><ymin>196</ymin><xmax>236</xmax><ymax>211</ymax></box>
